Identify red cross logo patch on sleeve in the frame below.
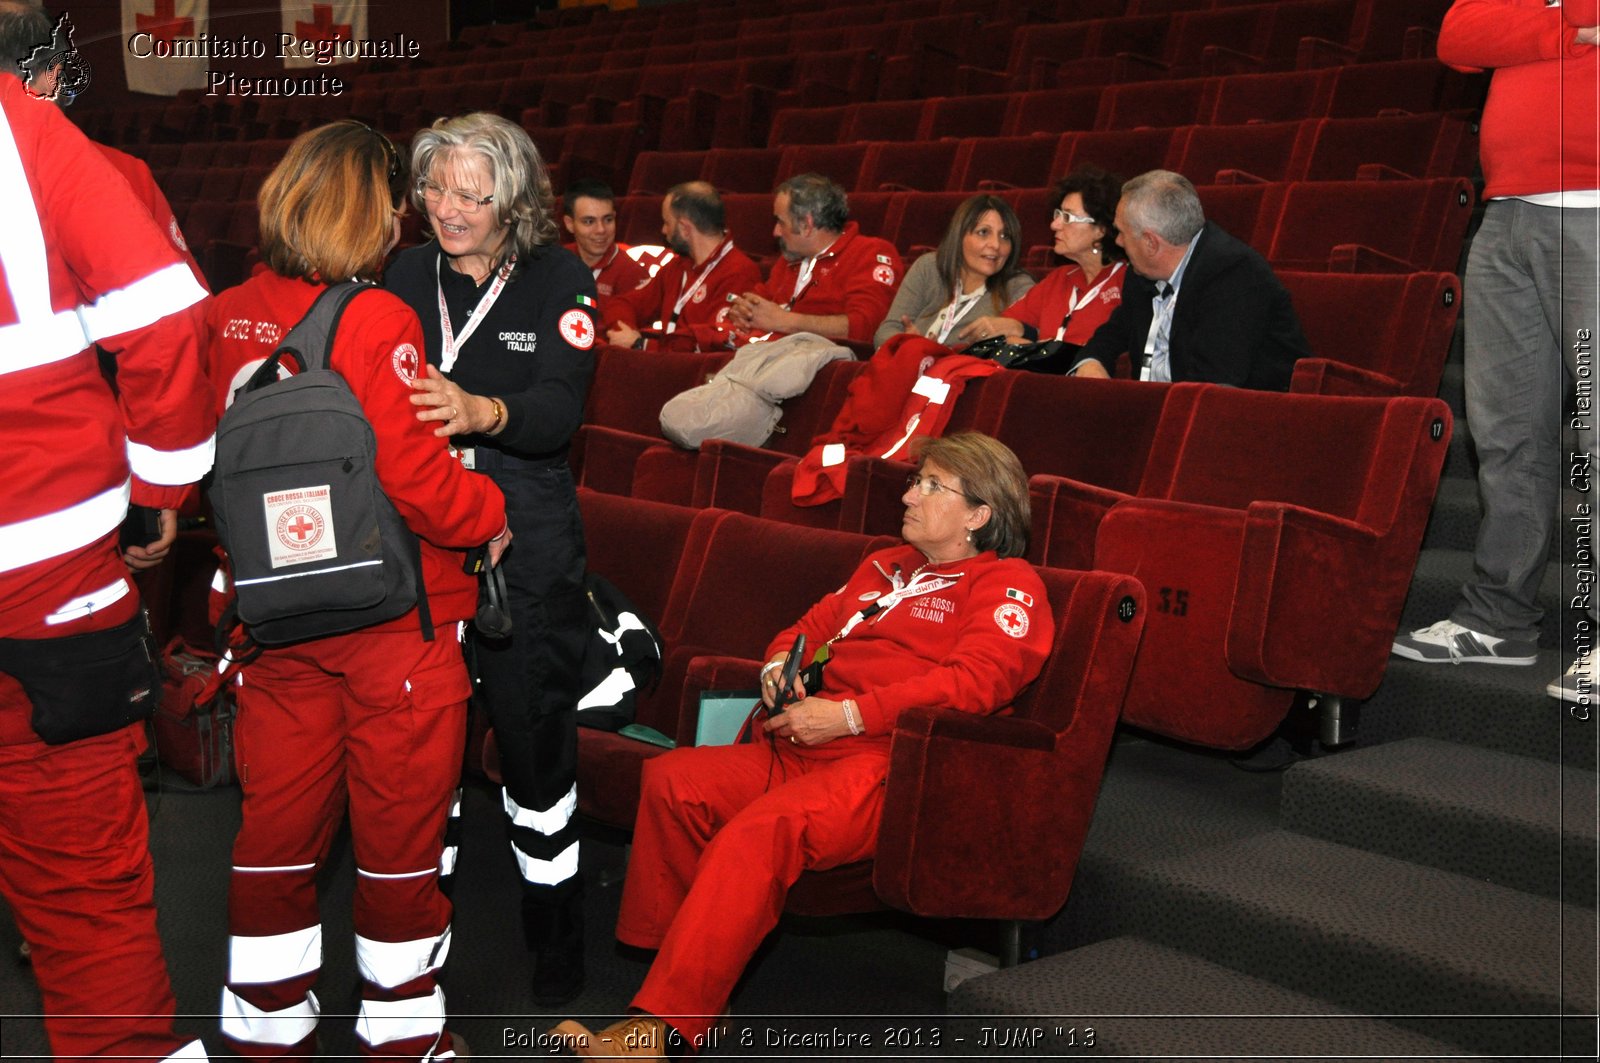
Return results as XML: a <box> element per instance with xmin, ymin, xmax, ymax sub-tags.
<box><xmin>559</xmin><ymin>309</ymin><xmax>595</xmax><ymax>350</ymax></box>
<box><xmin>390</xmin><ymin>343</ymin><xmax>420</xmax><ymax>385</ymax></box>
<box><xmin>994</xmin><ymin>603</ymin><xmax>1030</xmax><ymax>638</ymax></box>
<box><xmin>873</xmin><ymin>264</ymin><xmax>895</xmax><ymax>286</ymax></box>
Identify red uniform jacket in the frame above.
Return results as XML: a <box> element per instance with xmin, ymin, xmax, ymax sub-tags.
<box><xmin>766</xmin><ymin>543</ymin><xmax>1053</xmax><ymax>750</ymax></box>
<box><xmin>692</xmin><ymin>222</ymin><xmax>904</xmax><ymax>348</ymax></box>
<box><xmin>791</xmin><ymin>339</ymin><xmax>1004</xmax><ymax>505</ymax></box>
<box><xmin>203</xmin><ymin>271</ymin><xmax>507</xmax><ymax>629</ymax></box>
<box><xmin>0</xmin><ymin>74</ymin><xmax>213</xmax><ymax>642</ymax></box>
<box><xmin>1002</xmin><ymin>261</ymin><xmax>1127</xmax><ymax>346</ymax></box>
<box><xmin>1437</xmin><ymin>0</ymin><xmax>1599</xmax><ymax>199</ymax></box>
<box><xmin>583</xmin><ymin>243</ymin><xmax>650</xmax><ymax>314</ymax></box>
<box><xmin>603</xmin><ymin>238</ymin><xmax>763</xmax><ymax>352</ymax></box>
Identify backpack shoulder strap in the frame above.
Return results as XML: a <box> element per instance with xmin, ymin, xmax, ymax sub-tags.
<box><xmin>273</xmin><ymin>280</ymin><xmax>376</xmax><ymax>375</ymax></box>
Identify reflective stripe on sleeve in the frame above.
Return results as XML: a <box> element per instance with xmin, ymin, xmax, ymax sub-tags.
<box><xmin>0</xmin><ymin>479</ymin><xmax>128</xmax><ymax>575</ymax></box>
<box><xmin>356</xmin><ymin>927</ymin><xmax>452</xmax><ymax>990</ymax></box>
<box><xmin>512</xmin><ymin>839</ymin><xmax>578</xmax><ymax>887</ymax></box>
<box><xmin>355</xmin><ymin>985</ymin><xmax>446</xmax><ymax>1048</ymax></box>
<box><xmin>127</xmin><ymin>432</ymin><xmax>215</xmax><ymax>486</ymax></box>
<box><xmin>227</xmin><ymin>925</ymin><xmax>322</xmax><ymax>985</ymax></box>
<box><xmin>219</xmin><ymin>986</ymin><xmax>320</xmax><ymax>1046</ymax></box>
<box><xmin>502</xmin><ymin>783</ymin><xmax>576</xmax><ymax>836</ymax></box>
<box><xmin>76</xmin><ymin>260</ymin><xmax>206</xmax><ymax>346</ymax></box>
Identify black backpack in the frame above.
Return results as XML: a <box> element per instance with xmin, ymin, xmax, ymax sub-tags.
<box><xmin>208</xmin><ymin>282</ymin><xmax>430</xmax><ymax>646</ymax></box>
<box><xmin>574</xmin><ymin>572</ymin><xmax>663</xmax><ymax>732</ymax></box>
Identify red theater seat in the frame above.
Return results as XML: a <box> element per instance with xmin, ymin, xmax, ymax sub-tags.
<box><xmin>1284</xmin><ymin>271</ymin><xmax>1461</xmax><ymax>398</ymax></box>
<box><xmin>1007</xmin><ymin>87</ymin><xmax>1104</xmax><ymax>137</ymax></box>
<box><xmin>776</xmin><ymin>143</ymin><xmax>872</xmax><ymax>194</ymax></box>
<box><xmin>1169</xmin><ymin>120</ymin><xmax>1310</xmax><ymax>185</ymax></box>
<box><xmin>1054</xmin><ymin>128</ymin><xmax>1177</xmax><ymax>185</ymax></box>
<box><xmin>1030</xmin><ymin>385</ymin><xmax>1452</xmax><ymax>749</ymax></box>
<box><xmin>576</xmin><ymin>501</ymin><xmax>897</xmax><ymax>830</ymax></box>
<box><xmin>858</xmin><ymin>140</ymin><xmax>964</xmax><ymax>192</ymax></box>
<box><xmin>703</xmin><ymin>147</ymin><xmax>785</xmax><ymax>194</ymax></box>
<box><xmin>1297</xmin><ymin>114</ymin><xmax>1477</xmax><ymax>181</ymax></box>
<box><xmin>627</xmin><ymin>150</ymin><xmax>708</xmax><ymax>196</ymax></box>
<box><xmin>953</xmin><ymin>134</ymin><xmax>1063</xmax><ymax>193</ymax></box>
<box><xmin>1095</xmin><ymin>76</ymin><xmax>1219</xmax><ymax>131</ymax></box>
<box><xmin>844</xmin><ymin>99</ymin><xmax>929</xmax><ymax>143</ymax></box>
<box><xmin>573</xmin><ymin>348</ymin><xmax>732</xmax><ymax>492</ymax></box>
<box><xmin>1259</xmin><ymin>177</ymin><xmax>1474</xmax><ymax>273</ymax></box>
<box><xmin>780</xmin><ymin>565</ymin><xmax>1146</xmax><ymax>936</ymax></box>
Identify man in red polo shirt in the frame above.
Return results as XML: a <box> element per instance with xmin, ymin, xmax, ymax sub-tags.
<box><xmin>604</xmin><ymin>181</ymin><xmax>761</xmax><ymax>352</ymax></box>
<box><xmin>711</xmin><ymin>173</ymin><xmax>902</xmax><ymax>349</ymax></box>
<box><xmin>563</xmin><ymin>178</ymin><xmax>648</xmax><ymax>317</ymax></box>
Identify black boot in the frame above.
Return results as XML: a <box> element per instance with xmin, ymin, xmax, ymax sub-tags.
<box><xmin>524</xmin><ymin>884</ymin><xmax>585</xmax><ymax>1007</ymax></box>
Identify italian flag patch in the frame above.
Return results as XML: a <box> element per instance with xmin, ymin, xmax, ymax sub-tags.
<box><xmin>576</xmin><ymin>294</ymin><xmax>597</xmax><ymax>308</ymax></box>
<box><xmin>1006</xmin><ymin>588</ymin><xmax>1034</xmax><ymax>608</ymax></box>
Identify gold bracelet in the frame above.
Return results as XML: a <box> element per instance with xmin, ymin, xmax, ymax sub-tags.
<box><xmin>487</xmin><ymin>397</ymin><xmax>505</xmax><ymax>434</ymax></box>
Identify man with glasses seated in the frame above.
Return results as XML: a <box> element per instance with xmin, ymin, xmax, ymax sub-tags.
<box><xmin>1066</xmin><ymin>169</ymin><xmax>1308</xmax><ymax>391</ymax></box>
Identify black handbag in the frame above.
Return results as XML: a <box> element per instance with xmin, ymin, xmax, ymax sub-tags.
<box><xmin>0</xmin><ymin>611</ymin><xmax>161</xmax><ymax>745</ymax></box>
<box><xmin>966</xmin><ymin>334</ymin><xmax>1082</xmax><ymax>374</ymax></box>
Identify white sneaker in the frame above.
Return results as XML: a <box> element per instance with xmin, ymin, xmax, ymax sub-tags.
<box><xmin>1391</xmin><ymin>619</ymin><xmax>1539</xmax><ymax>665</ymax></box>
<box><xmin>1547</xmin><ymin>654</ymin><xmax>1597</xmax><ymax>703</ymax></box>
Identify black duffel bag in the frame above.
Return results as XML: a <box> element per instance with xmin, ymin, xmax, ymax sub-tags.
<box><xmin>0</xmin><ymin>611</ymin><xmax>161</xmax><ymax>745</ymax></box>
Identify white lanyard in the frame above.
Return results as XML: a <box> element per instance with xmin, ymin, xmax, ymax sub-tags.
<box><xmin>1054</xmin><ymin>262</ymin><xmax>1124</xmax><ymax>341</ymax></box>
<box><xmin>436</xmin><ymin>254</ymin><xmax>514</xmax><ymax>374</ymax></box>
<box><xmin>666</xmin><ymin>240</ymin><xmax>735</xmax><ymax>333</ymax></box>
<box><xmin>590</xmin><ymin>245</ymin><xmax>617</xmax><ymax>281</ymax></box>
<box><xmin>931</xmin><ymin>285</ymin><xmax>986</xmax><ymax>344</ymax></box>
<box><xmin>784</xmin><ymin>238</ymin><xmax>836</xmax><ymax>311</ymax></box>
<box><xmin>831</xmin><ymin>563</ymin><xmax>964</xmax><ymax>642</ymax></box>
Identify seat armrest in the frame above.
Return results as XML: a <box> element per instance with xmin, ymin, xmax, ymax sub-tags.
<box><xmin>1356</xmin><ymin>162</ymin><xmax>1419</xmax><ymax>181</ymax></box>
<box><xmin>1290</xmin><ymin>358</ymin><xmax>1406</xmax><ymax>398</ymax></box>
<box><xmin>1295</xmin><ymin>36</ymin><xmax>1357</xmax><ymax>69</ymax></box>
<box><xmin>874</xmin><ymin>705</ymin><xmax>1071</xmax><ymax>919</ymax></box>
<box><xmin>679</xmin><ymin>654</ymin><xmax>764</xmax><ymax>747</ymax></box>
<box><xmin>1229</xmin><ymin>501</ymin><xmax>1385</xmax><ymax>695</ymax></box>
<box><xmin>573</xmin><ymin>425</ymin><xmax>675</xmax><ymax>495</ymax></box>
<box><xmin>691</xmin><ymin>439</ymin><xmax>795</xmax><ymax>512</ymax></box>
<box><xmin>1328</xmin><ymin>243</ymin><xmax>1418</xmax><ymax>273</ymax></box>
<box><xmin>1028</xmin><ymin>474</ymin><xmax>1130</xmax><ymax>570</ymax></box>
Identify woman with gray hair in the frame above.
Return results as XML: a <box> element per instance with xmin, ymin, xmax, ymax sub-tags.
<box><xmin>385</xmin><ymin>112</ymin><xmax>598</xmax><ymax>1007</ymax></box>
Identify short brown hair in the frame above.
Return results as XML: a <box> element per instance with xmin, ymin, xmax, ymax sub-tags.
<box><xmin>912</xmin><ymin>432</ymin><xmax>1031</xmax><ymax>559</ymax></box>
<box><xmin>258</xmin><ymin>120</ymin><xmax>403</xmax><ymax>283</ymax></box>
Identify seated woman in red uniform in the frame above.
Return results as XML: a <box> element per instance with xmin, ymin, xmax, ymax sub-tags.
<box><xmin>203</xmin><ymin>121</ymin><xmax>510</xmax><ymax>1062</ymax></box>
<box><xmin>871</xmin><ymin>194</ymin><xmax>1035</xmax><ymax>349</ymax></box>
<box><xmin>552</xmin><ymin>432</ymin><xmax>1054</xmax><ymax>1060</ymax></box>
<box><xmin>957</xmin><ymin>167</ymin><xmax>1128</xmax><ymax>373</ymax></box>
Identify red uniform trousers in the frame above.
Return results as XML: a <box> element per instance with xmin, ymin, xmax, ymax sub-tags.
<box><xmin>0</xmin><ymin>680</ymin><xmax>203</xmax><ymax>1062</ymax></box>
<box><xmin>222</xmin><ymin>624</ymin><xmax>470</xmax><ymax>1062</ymax></box>
<box><xmin>618</xmin><ymin>740</ymin><xmax>889</xmax><ymax>1046</ymax></box>
<box><xmin>0</xmin><ymin>533</ymin><xmax>202</xmax><ymax>1062</ymax></box>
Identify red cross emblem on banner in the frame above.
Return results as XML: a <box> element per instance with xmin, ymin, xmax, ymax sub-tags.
<box><xmin>297</xmin><ymin>4</ymin><xmax>352</xmax><ymax>43</ymax></box>
<box><xmin>136</xmin><ymin>0</ymin><xmax>194</xmax><ymax>44</ymax></box>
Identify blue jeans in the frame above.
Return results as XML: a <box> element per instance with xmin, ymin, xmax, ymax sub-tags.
<box><xmin>1453</xmin><ymin>199</ymin><xmax>1598</xmax><ymax>641</ymax></box>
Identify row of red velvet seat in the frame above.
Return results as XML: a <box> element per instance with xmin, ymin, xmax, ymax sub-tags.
<box><xmin>156</xmin><ymin>174</ymin><xmax>1470</xmax><ymax>300</ymax></box>
<box><xmin>572</xmin><ymin>352</ymin><xmax>1451</xmax><ymax>756</ymax></box>
<box><xmin>570</xmin><ymin>486</ymin><xmax>1144</xmax><ymax>944</ymax></box>
<box><xmin>625</xmin><ymin>114</ymin><xmax>1476</xmax><ymax>200</ymax></box>
<box><xmin>604</xmin><ymin>178</ymin><xmax>1473</xmax><ymax>276</ymax></box>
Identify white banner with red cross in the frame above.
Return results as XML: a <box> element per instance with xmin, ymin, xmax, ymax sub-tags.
<box><xmin>281</xmin><ymin>2</ymin><xmax>368</xmax><ymax>69</ymax></box>
<box><xmin>122</xmin><ymin>0</ymin><xmax>209</xmax><ymax>96</ymax></box>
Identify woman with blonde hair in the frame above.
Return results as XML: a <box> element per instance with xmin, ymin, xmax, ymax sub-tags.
<box><xmin>203</xmin><ymin>120</ymin><xmax>509</xmax><ymax>1061</ymax></box>
<box><xmin>385</xmin><ymin>112</ymin><xmax>599</xmax><ymax>1007</ymax></box>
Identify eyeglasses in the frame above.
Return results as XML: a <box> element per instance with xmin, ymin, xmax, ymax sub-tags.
<box><xmin>906</xmin><ymin>473</ymin><xmax>983</xmax><ymax>505</ymax></box>
<box><xmin>1052</xmin><ymin>208</ymin><xmax>1096</xmax><ymax>225</ymax></box>
<box><xmin>416</xmin><ymin>179</ymin><xmax>494</xmax><ymax>215</ymax></box>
